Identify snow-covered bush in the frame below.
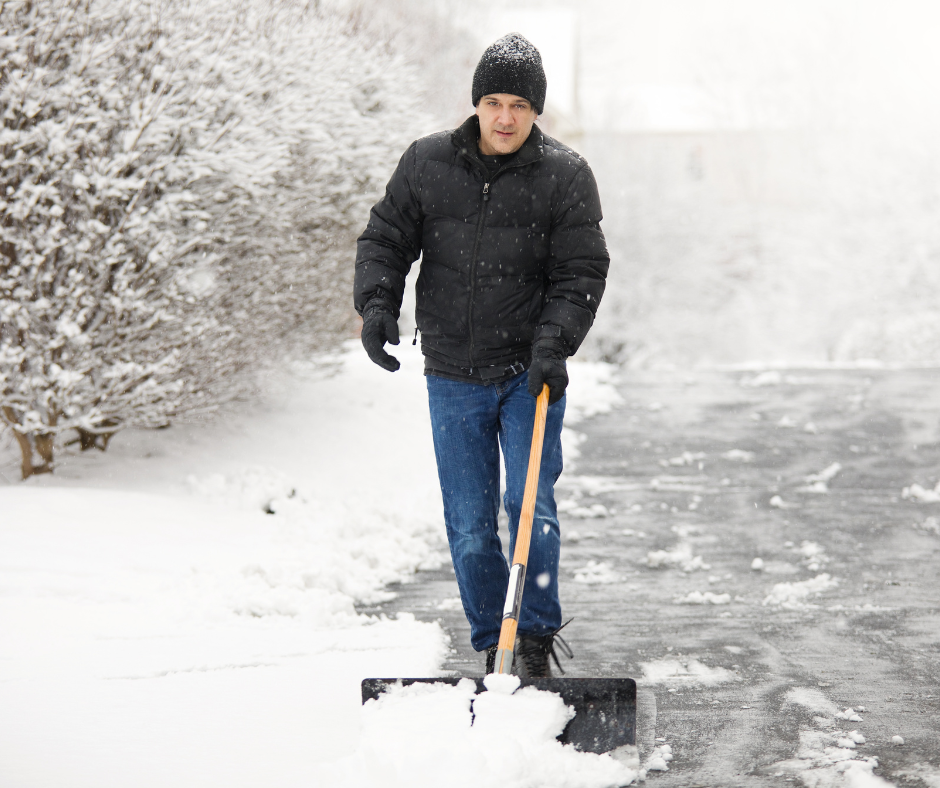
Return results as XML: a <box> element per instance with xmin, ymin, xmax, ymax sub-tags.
<box><xmin>0</xmin><ymin>0</ymin><xmax>426</xmax><ymax>478</ymax></box>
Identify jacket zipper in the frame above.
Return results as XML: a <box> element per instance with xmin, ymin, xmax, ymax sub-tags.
<box><xmin>467</xmin><ymin>180</ymin><xmax>490</xmax><ymax>369</ymax></box>
<box><xmin>463</xmin><ymin>153</ymin><xmax>532</xmax><ymax>370</ymax></box>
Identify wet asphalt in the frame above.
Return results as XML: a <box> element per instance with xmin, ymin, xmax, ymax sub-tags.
<box><xmin>358</xmin><ymin>368</ymin><xmax>940</xmax><ymax>786</ymax></box>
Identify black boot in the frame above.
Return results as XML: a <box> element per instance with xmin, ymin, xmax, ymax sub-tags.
<box><xmin>515</xmin><ymin>625</ymin><xmax>574</xmax><ymax>678</ymax></box>
<box><xmin>485</xmin><ymin>644</ymin><xmax>498</xmax><ymax>675</ymax></box>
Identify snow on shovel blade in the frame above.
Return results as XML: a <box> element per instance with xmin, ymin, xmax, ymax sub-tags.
<box><xmin>361</xmin><ymin>677</ymin><xmax>636</xmax><ymax>754</ymax></box>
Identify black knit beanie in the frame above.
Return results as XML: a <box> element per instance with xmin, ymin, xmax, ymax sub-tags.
<box><xmin>472</xmin><ymin>33</ymin><xmax>547</xmax><ymax>115</ymax></box>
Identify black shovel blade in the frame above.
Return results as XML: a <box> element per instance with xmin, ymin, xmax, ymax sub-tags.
<box><xmin>361</xmin><ymin>677</ymin><xmax>636</xmax><ymax>754</ymax></box>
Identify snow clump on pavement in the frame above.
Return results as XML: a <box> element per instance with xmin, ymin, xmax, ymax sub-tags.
<box><xmin>763</xmin><ymin>574</ymin><xmax>840</xmax><ymax>608</ymax></box>
<box><xmin>914</xmin><ymin>517</ymin><xmax>940</xmax><ymax>535</ymax></box>
<box><xmin>902</xmin><ymin>481</ymin><xmax>940</xmax><ymax>503</ymax></box>
<box><xmin>559</xmin><ymin>498</ymin><xmax>611</xmax><ymax>518</ymax></box>
<box><xmin>800</xmin><ymin>462</ymin><xmax>842</xmax><ymax>493</ymax></box>
<box><xmin>564</xmin><ymin>361</ymin><xmax>625</xmax><ymax>425</ymax></box>
<box><xmin>574</xmin><ymin>560</ymin><xmax>622</xmax><ymax>584</ymax></box>
<box><xmin>646</xmin><ymin>542</ymin><xmax>710</xmax><ymax>572</ymax></box>
<box><xmin>798</xmin><ymin>541</ymin><xmax>831</xmax><ymax>571</ymax></box>
<box><xmin>315</xmin><ymin>677</ymin><xmax>638</xmax><ymax>788</ymax></box>
<box><xmin>640</xmin><ymin>743</ymin><xmax>673</xmax><ymax>777</ymax></box>
<box><xmin>676</xmin><ymin>591</ymin><xmax>732</xmax><ymax>605</ymax></box>
<box><xmin>772</xmin><ymin>688</ymin><xmax>893</xmax><ymax>787</ymax></box>
<box><xmin>640</xmin><ymin>657</ymin><xmax>737</xmax><ymax>685</ymax></box>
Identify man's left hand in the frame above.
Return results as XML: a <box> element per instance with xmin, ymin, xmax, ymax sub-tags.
<box><xmin>527</xmin><ymin>339</ymin><xmax>568</xmax><ymax>405</ymax></box>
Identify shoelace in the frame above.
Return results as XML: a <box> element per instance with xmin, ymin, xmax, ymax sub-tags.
<box><xmin>547</xmin><ymin>619</ymin><xmax>574</xmax><ymax>674</ymax></box>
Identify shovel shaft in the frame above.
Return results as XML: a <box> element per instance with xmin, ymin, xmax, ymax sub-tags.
<box><xmin>495</xmin><ymin>384</ymin><xmax>550</xmax><ymax>673</ymax></box>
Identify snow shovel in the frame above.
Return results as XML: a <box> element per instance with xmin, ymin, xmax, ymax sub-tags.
<box><xmin>362</xmin><ymin>384</ymin><xmax>637</xmax><ymax>756</ymax></box>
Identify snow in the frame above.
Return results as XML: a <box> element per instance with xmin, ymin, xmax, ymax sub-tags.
<box><xmin>318</xmin><ymin>676</ymin><xmax>636</xmax><ymax>788</ymax></box>
<box><xmin>645</xmin><ymin>542</ymin><xmax>710</xmax><ymax>572</ymax></box>
<box><xmin>770</xmin><ymin>494</ymin><xmax>798</xmax><ymax>509</ymax></box>
<box><xmin>722</xmin><ymin>449</ymin><xmax>755</xmax><ymax>462</ymax></box>
<box><xmin>801</xmin><ymin>463</ymin><xmax>843</xmax><ymax>494</ymax></box>
<box><xmin>773</xmin><ymin>689</ymin><xmax>896</xmax><ymax>788</ymax></box>
<box><xmin>563</xmin><ymin>361</ymin><xmax>625</xmax><ymax>425</ymax></box>
<box><xmin>574</xmin><ymin>560</ymin><xmax>622</xmax><ymax>584</ymax></box>
<box><xmin>639</xmin><ymin>657</ymin><xmax>737</xmax><ymax>686</ymax></box>
<box><xmin>675</xmin><ymin>591</ymin><xmax>731</xmax><ymax>605</ymax></box>
<box><xmin>770</xmin><ymin>731</ymin><xmax>892</xmax><ymax>788</ymax></box>
<box><xmin>763</xmin><ymin>574</ymin><xmax>840</xmax><ymax>609</ymax></box>
<box><xmin>0</xmin><ymin>347</ymin><xmax>630</xmax><ymax>787</ymax></box>
<box><xmin>901</xmin><ymin>481</ymin><xmax>940</xmax><ymax>503</ymax></box>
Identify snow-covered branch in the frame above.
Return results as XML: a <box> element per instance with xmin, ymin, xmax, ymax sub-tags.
<box><xmin>1</xmin><ymin>0</ymin><xmax>429</xmax><ymax>478</ymax></box>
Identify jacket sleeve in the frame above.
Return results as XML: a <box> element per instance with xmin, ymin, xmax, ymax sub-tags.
<box><xmin>537</xmin><ymin>162</ymin><xmax>610</xmax><ymax>355</ymax></box>
<box><xmin>354</xmin><ymin>141</ymin><xmax>424</xmax><ymax>318</ymax></box>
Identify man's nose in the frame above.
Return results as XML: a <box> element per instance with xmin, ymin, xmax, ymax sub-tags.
<box><xmin>496</xmin><ymin>106</ymin><xmax>514</xmax><ymax>126</ymax></box>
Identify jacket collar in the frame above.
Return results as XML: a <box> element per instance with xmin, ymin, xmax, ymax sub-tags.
<box><xmin>451</xmin><ymin>114</ymin><xmax>544</xmax><ymax>171</ymax></box>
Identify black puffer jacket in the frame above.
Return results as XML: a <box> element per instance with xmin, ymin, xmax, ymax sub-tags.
<box><xmin>354</xmin><ymin>115</ymin><xmax>609</xmax><ymax>371</ymax></box>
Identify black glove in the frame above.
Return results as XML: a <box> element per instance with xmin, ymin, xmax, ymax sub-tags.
<box><xmin>361</xmin><ymin>307</ymin><xmax>400</xmax><ymax>371</ymax></box>
<box><xmin>527</xmin><ymin>338</ymin><xmax>568</xmax><ymax>405</ymax></box>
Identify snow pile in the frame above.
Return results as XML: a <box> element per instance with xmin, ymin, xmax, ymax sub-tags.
<box><xmin>0</xmin><ymin>347</ymin><xmax>454</xmax><ymax>783</ymax></box>
<box><xmin>564</xmin><ymin>361</ymin><xmax>625</xmax><ymax>426</ymax></box>
<box><xmin>797</xmin><ymin>541</ymin><xmax>831</xmax><ymax>572</ymax></box>
<box><xmin>837</xmin><ymin>708</ymin><xmax>865</xmax><ymax>723</ymax></box>
<box><xmin>186</xmin><ymin>465</ymin><xmax>443</xmax><ymax>610</ymax></box>
<box><xmin>561</xmin><ymin>362</ymin><xmax>623</xmax><ymax>465</ymax></box>
<box><xmin>770</xmin><ymin>730</ymin><xmax>890</xmax><ymax>787</ymax></box>
<box><xmin>640</xmin><ymin>657</ymin><xmax>737</xmax><ymax>686</ymax></box>
<box><xmin>894</xmin><ymin>764</ymin><xmax>940</xmax><ymax>787</ymax></box>
<box><xmin>559</xmin><ymin>498</ymin><xmax>611</xmax><ymax>518</ymax></box>
<box><xmin>771</xmin><ymin>688</ymin><xmax>892</xmax><ymax>788</ymax></box>
<box><xmin>315</xmin><ymin>676</ymin><xmax>637</xmax><ymax>788</ymax></box>
<box><xmin>801</xmin><ymin>463</ymin><xmax>842</xmax><ymax>493</ymax></box>
<box><xmin>902</xmin><ymin>481</ymin><xmax>940</xmax><ymax>503</ymax></box>
<box><xmin>574</xmin><ymin>560</ymin><xmax>622</xmax><ymax>584</ymax></box>
<box><xmin>646</xmin><ymin>543</ymin><xmax>710</xmax><ymax>572</ymax></box>
<box><xmin>641</xmin><ymin>744</ymin><xmax>673</xmax><ymax>776</ymax></box>
<box><xmin>763</xmin><ymin>574</ymin><xmax>839</xmax><ymax>608</ymax></box>
<box><xmin>676</xmin><ymin>591</ymin><xmax>731</xmax><ymax>605</ymax></box>
<box><xmin>914</xmin><ymin>517</ymin><xmax>940</xmax><ymax>535</ymax></box>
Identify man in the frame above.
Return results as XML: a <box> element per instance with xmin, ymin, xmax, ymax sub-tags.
<box><xmin>354</xmin><ymin>34</ymin><xmax>609</xmax><ymax>677</ymax></box>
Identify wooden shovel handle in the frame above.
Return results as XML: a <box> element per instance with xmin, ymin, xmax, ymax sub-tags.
<box><xmin>494</xmin><ymin>384</ymin><xmax>550</xmax><ymax>673</ymax></box>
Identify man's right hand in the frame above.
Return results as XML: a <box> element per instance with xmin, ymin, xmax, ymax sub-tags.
<box><xmin>361</xmin><ymin>309</ymin><xmax>401</xmax><ymax>371</ymax></box>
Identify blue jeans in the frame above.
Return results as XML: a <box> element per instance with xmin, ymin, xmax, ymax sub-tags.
<box><xmin>426</xmin><ymin>371</ymin><xmax>565</xmax><ymax>652</ymax></box>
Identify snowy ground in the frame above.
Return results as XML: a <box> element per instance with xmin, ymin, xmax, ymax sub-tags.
<box><xmin>359</xmin><ymin>366</ymin><xmax>940</xmax><ymax>788</ymax></box>
<box><xmin>0</xmin><ymin>341</ymin><xmax>632</xmax><ymax>788</ymax></box>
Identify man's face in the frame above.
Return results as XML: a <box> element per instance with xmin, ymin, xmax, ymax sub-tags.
<box><xmin>475</xmin><ymin>93</ymin><xmax>538</xmax><ymax>156</ymax></box>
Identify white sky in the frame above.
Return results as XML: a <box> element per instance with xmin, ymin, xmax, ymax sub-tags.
<box><xmin>475</xmin><ymin>0</ymin><xmax>940</xmax><ymax>132</ymax></box>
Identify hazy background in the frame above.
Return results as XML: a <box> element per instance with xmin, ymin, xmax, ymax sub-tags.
<box><xmin>387</xmin><ymin>0</ymin><xmax>940</xmax><ymax>367</ymax></box>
